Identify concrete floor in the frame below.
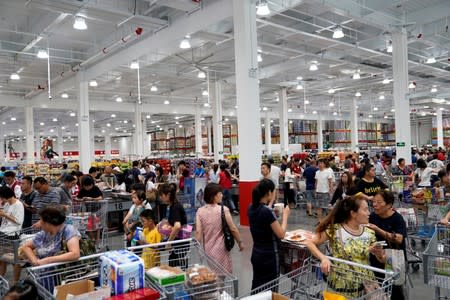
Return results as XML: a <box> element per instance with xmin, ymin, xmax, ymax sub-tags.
<box><xmin>2</xmin><ymin>207</ymin><xmax>448</xmax><ymax>299</ymax></box>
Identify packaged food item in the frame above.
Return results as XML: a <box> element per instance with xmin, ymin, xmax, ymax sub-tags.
<box><xmin>146</xmin><ymin>265</ymin><xmax>186</xmax><ymax>286</ymax></box>
<box><xmin>105</xmin><ymin>288</ymin><xmax>160</xmax><ymax>300</ymax></box>
<box><xmin>435</xmin><ymin>257</ymin><xmax>450</xmax><ymax>276</ymax></box>
<box><xmin>99</xmin><ymin>250</ymin><xmax>145</xmax><ymax>295</ymax></box>
<box><xmin>186</xmin><ymin>265</ymin><xmax>217</xmax><ymax>286</ymax></box>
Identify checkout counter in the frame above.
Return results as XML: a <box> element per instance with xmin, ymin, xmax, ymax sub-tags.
<box><xmin>102</xmin><ymin>190</ymin><xmax>133</xmax><ymax>233</ymax></box>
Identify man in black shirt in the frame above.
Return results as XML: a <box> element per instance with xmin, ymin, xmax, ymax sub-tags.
<box><xmin>20</xmin><ymin>176</ymin><xmax>36</xmax><ymax>228</ymax></box>
<box><xmin>355</xmin><ymin>164</ymin><xmax>388</xmax><ymax>201</ymax></box>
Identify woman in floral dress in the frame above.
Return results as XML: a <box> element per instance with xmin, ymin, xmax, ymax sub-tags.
<box><xmin>195</xmin><ymin>183</ymin><xmax>243</xmax><ymax>273</ymax></box>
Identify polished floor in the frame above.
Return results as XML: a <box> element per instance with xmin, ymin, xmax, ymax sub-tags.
<box><xmin>3</xmin><ymin>207</ymin><xmax>448</xmax><ymax>299</ymax></box>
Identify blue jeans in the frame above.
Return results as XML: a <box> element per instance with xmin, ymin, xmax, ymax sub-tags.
<box><xmin>222</xmin><ymin>189</ymin><xmax>236</xmax><ymax>211</ymax></box>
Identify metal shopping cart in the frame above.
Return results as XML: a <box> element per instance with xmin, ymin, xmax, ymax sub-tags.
<box><xmin>0</xmin><ymin>275</ymin><xmax>9</xmax><ymax>297</ymax></box>
<box><xmin>0</xmin><ymin>227</ymin><xmax>40</xmax><ymax>266</ymax></box>
<box><xmin>68</xmin><ymin>200</ymin><xmax>109</xmax><ymax>250</ymax></box>
<box><xmin>128</xmin><ymin>238</ymin><xmax>238</xmax><ymax>300</ymax></box>
<box><xmin>240</xmin><ymin>256</ymin><xmax>396</xmax><ymax>299</ymax></box>
<box><xmin>423</xmin><ymin>224</ymin><xmax>450</xmax><ymax>299</ymax></box>
<box><xmin>279</xmin><ymin>240</ymin><xmax>311</xmax><ymax>275</ymax></box>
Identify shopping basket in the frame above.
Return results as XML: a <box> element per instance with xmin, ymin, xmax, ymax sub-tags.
<box><xmin>128</xmin><ymin>238</ymin><xmax>238</xmax><ymax>300</ymax></box>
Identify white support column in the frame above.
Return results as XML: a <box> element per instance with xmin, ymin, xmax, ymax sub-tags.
<box><xmin>105</xmin><ymin>132</ymin><xmax>112</xmax><ymax>161</ymax></box>
<box><xmin>279</xmin><ymin>88</ymin><xmax>289</xmax><ymax>155</ymax></box>
<box><xmin>57</xmin><ymin>127</ymin><xmax>64</xmax><ymax>162</ymax></box>
<box><xmin>415</xmin><ymin>121</ymin><xmax>420</xmax><ymax>147</ymax></box>
<box><xmin>134</xmin><ymin>103</ymin><xmax>144</xmax><ymax>157</ymax></box>
<box><xmin>142</xmin><ymin>116</ymin><xmax>149</xmax><ymax>157</ymax></box>
<box><xmin>317</xmin><ymin>114</ymin><xmax>324</xmax><ymax>152</ymax></box>
<box><xmin>211</xmin><ymin>80</ymin><xmax>224</xmax><ymax>160</ymax></box>
<box><xmin>0</xmin><ymin>137</ymin><xmax>4</xmax><ymax>163</ymax></box>
<box><xmin>35</xmin><ymin>135</ymin><xmax>41</xmax><ymax>161</ymax></box>
<box><xmin>436</xmin><ymin>108</ymin><xmax>444</xmax><ymax>148</ymax></box>
<box><xmin>206</xmin><ymin>118</ymin><xmax>212</xmax><ymax>155</ymax></box>
<box><xmin>25</xmin><ymin>106</ymin><xmax>35</xmax><ymax>164</ymax></box>
<box><xmin>195</xmin><ymin>104</ymin><xmax>203</xmax><ymax>156</ymax></box>
<box><xmin>90</xmin><ymin>115</ymin><xmax>95</xmax><ymax>162</ymax></box>
<box><xmin>77</xmin><ymin>72</ymin><xmax>92</xmax><ymax>173</ymax></box>
<box><xmin>264</xmin><ymin>112</ymin><xmax>271</xmax><ymax>155</ymax></box>
<box><xmin>392</xmin><ymin>28</ymin><xmax>412</xmax><ymax>164</ymax></box>
<box><xmin>350</xmin><ymin>98</ymin><xmax>359</xmax><ymax>152</ymax></box>
<box><xmin>233</xmin><ymin>0</ymin><xmax>261</xmax><ymax>225</ymax></box>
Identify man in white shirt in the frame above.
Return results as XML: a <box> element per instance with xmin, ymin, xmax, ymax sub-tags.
<box><xmin>428</xmin><ymin>153</ymin><xmax>444</xmax><ymax>176</ymax></box>
<box><xmin>315</xmin><ymin>159</ymin><xmax>334</xmax><ymax>220</ymax></box>
<box><xmin>3</xmin><ymin>171</ymin><xmax>21</xmax><ymax>199</ymax></box>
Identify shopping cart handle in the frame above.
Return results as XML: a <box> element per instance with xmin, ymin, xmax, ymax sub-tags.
<box><xmin>326</xmin><ymin>256</ymin><xmax>395</xmax><ymax>276</ymax></box>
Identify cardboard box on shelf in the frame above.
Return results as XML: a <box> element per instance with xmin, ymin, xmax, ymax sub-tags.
<box><xmin>54</xmin><ymin>280</ymin><xmax>111</xmax><ymax>300</ymax></box>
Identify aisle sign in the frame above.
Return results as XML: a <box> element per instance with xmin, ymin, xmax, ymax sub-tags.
<box><xmin>396</xmin><ymin>142</ymin><xmax>406</xmax><ymax>147</ymax></box>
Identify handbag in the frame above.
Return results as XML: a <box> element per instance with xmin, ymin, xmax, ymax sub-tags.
<box><xmin>221</xmin><ymin>202</ymin><xmax>235</xmax><ymax>251</ymax></box>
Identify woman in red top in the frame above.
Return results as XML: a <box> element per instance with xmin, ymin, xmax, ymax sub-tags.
<box><xmin>218</xmin><ymin>164</ymin><xmax>238</xmax><ymax>215</ymax></box>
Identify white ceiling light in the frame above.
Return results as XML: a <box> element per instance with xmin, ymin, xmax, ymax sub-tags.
<box><xmin>197</xmin><ymin>71</ymin><xmax>206</xmax><ymax>79</ymax></box>
<box><xmin>355</xmin><ymin>92</ymin><xmax>361</xmax><ymax>97</ymax></box>
<box><xmin>225</xmin><ymin>118</ymin><xmax>230</xmax><ymax>122</ymax></box>
<box><xmin>426</xmin><ymin>57</ymin><xmax>437</xmax><ymax>64</ymax></box>
<box><xmin>129</xmin><ymin>60</ymin><xmax>139</xmax><ymax>69</ymax></box>
<box><xmin>18</xmin><ymin>128</ymin><xmax>23</xmax><ymax>132</ymax></box>
<box><xmin>40</xmin><ymin>122</ymin><xmax>45</xmax><ymax>126</ymax></box>
<box><xmin>10</xmin><ymin>117</ymin><xmax>16</xmax><ymax>121</ymax></box>
<box><xmin>89</xmin><ymin>80</ymin><xmax>98</xmax><ymax>87</ymax></box>
<box><xmin>61</xmin><ymin>126</ymin><xmax>65</xmax><ymax>130</ymax></box>
<box><xmin>61</xmin><ymin>93</ymin><xmax>69</xmax><ymax>99</ymax></box>
<box><xmin>329</xmin><ymin>101</ymin><xmax>335</xmax><ymax>107</ymax></box>
<box><xmin>150</xmin><ymin>85</ymin><xmax>158</xmax><ymax>92</ymax></box>
<box><xmin>10</xmin><ymin>73</ymin><xmax>20</xmax><ymax>80</ymax></box>
<box><xmin>50</xmin><ymin>129</ymin><xmax>54</xmax><ymax>133</ymax></box>
<box><xmin>146</xmin><ymin>115</ymin><xmax>151</xmax><ymax>119</ymax></box>
<box><xmin>257</xmin><ymin>53</ymin><xmax>263</xmax><ymax>63</ymax></box>
<box><xmin>164</xmin><ymin>100</ymin><xmax>170</xmax><ymax>105</ymax></box>
<box><xmin>106</xmin><ymin>123</ymin><xmax>111</xmax><ymax>127</ymax></box>
<box><xmin>101</xmin><ymin>130</ymin><xmax>105</xmax><ymax>133</ymax></box>
<box><xmin>304</xmin><ymin>100</ymin><xmax>310</xmax><ymax>104</ymax></box>
<box><xmin>391</xmin><ymin>108</ymin><xmax>395</xmax><ymax>112</ymax></box>
<box><xmin>116</xmin><ymin>97</ymin><xmax>123</xmax><ymax>102</ymax></box>
<box><xmin>408</xmin><ymin>82</ymin><xmax>416</xmax><ymax>89</ymax></box>
<box><xmin>332</xmin><ymin>26</ymin><xmax>344</xmax><ymax>39</ymax></box>
<box><xmin>179</xmin><ymin>35</ymin><xmax>191</xmax><ymax>49</ymax></box>
<box><xmin>352</xmin><ymin>70</ymin><xmax>360</xmax><ymax>80</ymax></box>
<box><xmin>1</xmin><ymin>122</ymin><xmax>5</xmax><ymax>125</ymax></box>
<box><xmin>328</xmin><ymin>88</ymin><xmax>335</xmax><ymax>94</ymax></box>
<box><xmin>234</xmin><ymin>105</ymin><xmax>238</xmax><ymax>109</ymax></box>
<box><xmin>52</xmin><ymin>118</ymin><xmax>57</xmax><ymax>122</ymax></box>
<box><xmin>386</xmin><ymin>42</ymin><xmax>393</xmax><ymax>53</ymax></box>
<box><xmin>123</xmin><ymin>120</ymin><xmax>128</xmax><ymax>124</ymax></box>
<box><xmin>373</xmin><ymin>107</ymin><xmax>378</xmax><ymax>111</ymax></box>
<box><xmin>379</xmin><ymin>95</ymin><xmax>385</xmax><ymax>100</ymax></box>
<box><xmin>384</xmin><ymin>115</ymin><xmax>388</xmax><ymax>119</ymax></box>
<box><xmin>203</xmin><ymin>103</ymin><xmax>210</xmax><ymax>107</ymax></box>
<box><xmin>333</xmin><ymin>111</ymin><xmax>338</xmax><ymax>116</ymax></box>
<box><xmin>175</xmin><ymin>121</ymin><xmax>179</xmax><ymax>125</ymax></box>
<box><xmin>312</xmin><ymin>110</ymin><xmax>317</xmax><ymax>114</ymax></box>
<box><xmin>309</xmin><ymin>62</ymin><xmax>318</xmax><ymax>71</ymax></box>
<box><xmin>431</xmin><ymin>87</ymin><xmax>438</xmax><ymax>93</ymax></box>
<box><xmin>178</xmin><ymin>125</ymin><xmax>183</xmax><ymax>128</ymax></box>
<box><xmin>69</xmin><ymin>112</ymin><xmax>76</xmax><ymax>117</ymax></box>
<box><xmin>111</xmin><ymin>114</ymin><xmax>116</xmax><ymax>118</ymax></box>
<box><xmin>288</xmin><ymin>108</ymin><xmax>293</xmax><ymax>112</ymax></box>
<box><xmin>296</xmin><ymin>76</ymin><xmax>303</xmax><ymax>81</ymax></box>
<box><xmin>382</xmin><ymin>78</ymin><xmax>390</xmax><ymax>84</ymax></box>
<box><xmin>256</xmin><ymin>0</ymin><xmax>270</xmax><ymax>16</ymax></box>
<box><xmin>262</xmin><ymin>106</ymin><xmax>268</xmax><ymax>111</ymax></box>
<box><xmin>296</xmin><ymin>83</ymin><xmax>303</xmax><ymax>90</ymax></box>
<box><xmin>440</xmin><ymin>107</ymin><xmax>445</xmax><ymax>111</ymax></box>
<box><xmin>368</xmin><ymin>114</ymin><xmax>373</xmax><ymax>118</ymax></box>
<box><xmin>75</xmin><ymin>123</ymin><xmax>79</xmax><ymax>126</ymax></box>
<box><xmin>36</xmin><ymin>49</ymin><xmax>49</xmax><ymax>59</ymax></box>
<box><xmin>73</xmin><ymin>16</ymin><xmax>87</xmax><ymax>30</ymax></box>
<box><xmin>275</xmin><ymin>97</ymin><xmax>279</xmax><ymax>102</ymax></box>
<box><xmin>421</xmin><ymin>112</ymin><xmax>427</xmax><ymax>116</ymax></box>
<box><xmin>202</xmin><ymin>90</ymin><xmax>209</xmax><ymax>96</ymax></box>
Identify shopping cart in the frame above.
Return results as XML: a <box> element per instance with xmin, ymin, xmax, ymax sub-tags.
<box><xmin>0</xmin><ymin>227</ymin><xmax>40</xmax><ymax>265</ymax></box>
<box><xmin>0</xmin><ymin>275</ymin><xmax>9</xmax><ymax>297</ymax></box>
<box><xmin>279</xmin><ymin>240</ymin><xmax>311</xmax><ymax>274</ymax></box>
<box><xmin>68</xmin><ymin>200</ymin><xmax>109</xmax><ymax>250</ymax></box>
<box><xmin>128</xmin><ymin>238</ymin><xmax>238</xmax><ymax>300</ymax></box>
<box><xmin>423</xmin><ymin>224</ymin><xmax>450</xmax><ymax>299</ymax></box>
<box><xmin>240</xmin><ymin>256</ymin><xmax>396</xmax><ymax>299</ymax></box>
<box><xmin>27</xmin><ymin>252</ymin><xmax>102</xmax><ymax>299</ymax></box>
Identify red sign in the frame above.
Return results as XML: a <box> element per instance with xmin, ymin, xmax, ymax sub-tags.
<box><xmin>63</xmin><ymin>151</ymin><xmax>79</xmax><ymax>156</ymax></box>
<box><xmin>111</xmin><ymin>150</ymin><xmax>120</xmax><ymax>155</ymax></box>
<box><xmin>94</xmin><ymin>150</ymin><xmax>119</xmax><ymax>155</ymax></box>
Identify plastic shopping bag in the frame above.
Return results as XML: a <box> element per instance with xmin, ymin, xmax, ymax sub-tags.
<box><xmin>323</xmin><ymin>290</ymin><xmax>347</xmax><ymax>300</ymax></box>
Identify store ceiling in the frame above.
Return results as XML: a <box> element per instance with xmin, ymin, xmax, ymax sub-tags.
<box><xmin>0</xmin><ymin>0</ymin><xmax>450</xmax><ymax>140</ymax></box>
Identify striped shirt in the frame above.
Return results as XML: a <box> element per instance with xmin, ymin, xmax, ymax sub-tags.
<box><xmin>32</xmin><ymin>187</ymin><xmax>71</xmax><ymax>223</ymax></box>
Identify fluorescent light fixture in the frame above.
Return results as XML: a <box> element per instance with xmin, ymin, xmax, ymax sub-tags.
<box><xmin>256</xmin><ymin>0</ymin><xmax>270</xmax><ymax>16</ymax></box>
<box><xmin>275</xmin><ymin>97</ymin><xmax>279</xmax><ymax>102</ymax></box>
<box><xmin>373</xmin><ymin>107</ymin><xmax>378</xmax><ymax>111</ymax></box>
<box><xmin>296</xmin><ymin>76</ymin><xmax>303</xmax><ymax>81</ymax></box>
<box><xmin>384</xmin><ymin>115</ymin><xmax>388</xmax><ymax>119</ymax></box>
<box><xmin>178</xmin><ymin>125</ymin><xmax>183</xmax><ymax>128</ymax></box>
<box><xmin>355</xmin><ymin>92</ymin><xmax>361</xmax><ymax>97</ymax></box>
<box><xmin>179</xmin><ymin>35</ymin><xmax>191</xmax><ymax>49</ymax></box>
<box><xmin>262</xmin><ymin>106</ymin><xmax>268</xmax><ymax>111</ymax></box>
<box><xmin>382</xmin><ymin>78</ymin><xmax>390</xmax><ymax>84</ymax></box>
<box><xmin>312</xmin><ymin>110</ymin><xmax>317</xmax><ymax>114</ymax></box>
<box><xmin>164</xmin><ymin>100</ymin><xmax>170</xmax><ymax>105</ymax></box>
<box><xmin>10</xmin><ymin>73</ymin><xmax>20</xmax><ymax>80</ymax></box>
<box><xmin>73</xmin><ymin>16</ymin><xmax>87</xmax><ymax>30</ymax></box>
<box><xmin>89</xmin><ymin>80</ymin><xmax>98</xmax><ymax>87</ymax></box>
<box><xmin>116</xmin><ymin>97</ymin><xmax>123</xmax><ymax>102</ymax></box>
<box><xmin>309</xmin><ymin>63</ymin><xmax>318</xmax><ymax>71</ymax></box>
<box><xmin>61</xmin><ymin>93</ymin><xmax>69</xmax><ymax>99</ymax></box>
<box><xmin>234</xmin><ymin>105</ymin><xmax>238</xmax><ymax>109</ymax></box>
<box><xmin>391</xmin><ymin>108</ymin><xmax>395</xmax><ymax>112</ymax></box>
<box><xmin>37</xmin><ymin>49</ymin><xmax>49</xmax><ymax>59</ymax></box>
<box><xmin>431</xmin><ymin>87</ymin><xmax>438</xmax><ymax>93</ymax></box>
<box><xmin>369</xmin><ymin>114</ymin><xmax>373</xmax><ymax>118</ymax></box>
<box><xmin>61</xmin><ymin>126</ymin><xmax>65</xmax><ymax>130</ymax></box>
<box><xmin>202</xmin><ymin>90</ymin><xmax>209</xmax><ymax>96</ymax></box>
<box><xmin>408</xmin><ymin>82</ymin><xmax>416</xmax><ymax>89</ymax></box>
<box><xmin>288</xmin><ymin>108</ymin><xmax>293</xmax><ymax>112</ymax></box>
<box><xmin>52</xmin><ymin>118</ymin><xmax>57</xmax><ymax>122</ymax></box>
<box><xmin>150</xmin><ymin>85</ymin><xmax>158</xmax><ymax>92</ymax></box>
<box><xmin>421</xmin><ymin>112</ymin><xmax>427</xmax><ymax>116</ymax></box>
<box><xmin>40</xmin><ymin>122</ymin><xmax>45</xmax><ymax>126</ymax></box>
<box><xmin>101</xmin><ymin>130</ymin><xmax>105</xmax><ymax>133</ymax></box>
<box><xmin>225</xmin><ymin>118</ymin><xmax>230</xmax><ymax>122</ymax></box>
<box><xmin>123</xmin><ymin>120</ymin><xmax>128</xmax><ymax>124</ymax></box>
<box><xmin>304</xmin><ymin>100</ymin><xmax>310</xmax><ymax>104</ymax></box>
<box><xmin>18</xmin><ymin>129</ymin><xmax>23</xmax><ymax>132</ymax></box>
<box><xmin>426</xmin><ymin>57</ymin><xmax>437</xmax><ymax>64</ymax></box>
<box><xmin>50</xmin><ymin>129</ymin><xmax>54</xmax><ymax>133</ymax></box>
<box><xmin>204</xmin><ymin>103</ymin><xmax>210</xmax><ymax>107</ymax></box>
<box><xmin>75</xmin><ymin>123</ymin><xmax>78</xmax><ymax>127</ymax></box>
<box><xmin>69</xmin><ymin>112</ymin><xmax>76</xmax><ymax>117</ymax></box>
<box><xmin>10</xmin><ymin>117</ymin><xmax>16</xmax><ymax>121</ymax></box>
<box><xmin>296</xmin><ymin>84</ymin><xmax>303</xmax><ymax>90</ymax></box>
<box><xmin>111</xmin><ymin>114</ymin><xmax>116</xmax><ymax>118</ymax></box>
<box><xmin>379</xmin><ymin>95</ymin><xmax>385</xmax><ymax>100</ymax></box>
<box><xmin>387</xmin><ymin>45</ymin><xmax>393</xmax><ymax>53</ymax></box>
<box><xmin>333</xmin><ymin>111</ymin><xmax>338</xmax><ymax>116</ymax></box>
<box><xmin>1</xmin><ymin>122</ymin><xmax>5</xmax><ymax>125</ymax></box>
<box><xmin>106</xmin><ymin>123</ymin><xmax>111</xmax><ymax>127</ymax></box>
<box><xmin>257</xmin><ymin>53</ymin><xmax>263</xmax><ymax>62</ymax></box>
<box><xmin>197</xmin><ymin>71</ymin><xmax>206</xmax><ymax>79</ymax></box>
<box><xmin>329</xmin><ymin>102</ymin><xmax>335</xmax><ymax>107</ymax></box>
<box><xmin>328</xmin><ymin>88</ymin><xmax>335</xmax><ymax>94</ymax></box>
<box><xmin>129</xmin><ymin>60</ymin><xmax>139</xmax><ymax>69</ymax></box>
<box><xmin>146</xmin><ymin>115</ymin><xmax>151</xmax><ymax>119</ymax></box>
<box><xmin>333</xmin><ymin>26</ymin><xmax>344</xmax><ymax>39</ymax></box>
<box><xmin>352</xmin><ymin>71</ymin><xmax>360</xmax><ymax>79</ymax></box>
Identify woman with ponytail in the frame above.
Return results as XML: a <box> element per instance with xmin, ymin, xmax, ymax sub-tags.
<box><xmin>248</xmin><ymin>179</ymin><xmax>291</xmax><ymax>290</ymax></box>
<box><xmin>158</xmin><ymin>182</ymin><xmax>188</xmax><ymax>269</ymax></box>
